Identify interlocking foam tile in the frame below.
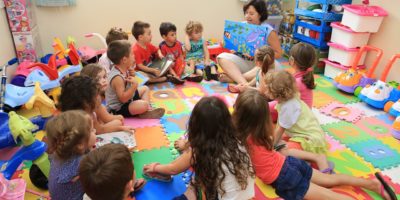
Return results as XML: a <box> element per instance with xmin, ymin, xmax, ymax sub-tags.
<box><xmin>182</xmin><ymin>96</ymin><xmax>202</xmax><ymax>110</ymax></box>
<box><xmin>322</xmin><ymin>121</ymin><xmax>373</xmax><ymax>145</ymax></box>
<box><xmin>166</xmin><ymin>133</ymin><xmax>186</xmax><ymax>157</ymax></box>
<box><xmin>382</xmin><ymin>166</ymin><xmax>400</xmax><ymax>185</ymax></box>
<box><xmin>312</xmin><ymin>107</ymin><xmax>341</xmax><ymax>125</ymax></box>
<box><xmin>319</xmin><ymin>102</ymin><xmax>364</xmax><ymax>123</ymax></box>
<box><xmin>313</xmin><ymin>90</ymin><xmax>335</xmax><ymax>109</ymax></box>
<box><xmin>254</xmin><ymin>177</ymin><xmax>282</xmax><ymax>200</ymax></box>
<box><xmin>15</xmin><ymin>162</ymin><xmax>50</xmax><ymax>200</ymax></box>
<box><xmin>124</xmin><ymin>118</ymin><xmax>161</xmax><ymax>129</ymax></box>
<box><xmin>347</xmin><ymin>140</ymin><xmax>400</xmax><ymax>170</ymax></box>
<box><xmin>134</xmin><ymin>126</ymin><xmax>169</xmax><ymax>151</ymax></box>
<box><xmin>376</xmin><ymin>113</ymin><xmax>396</xmax><ymax>125</ymax></box>
<box><xmin>331</xmin><ymin>185</ymin><xmax>374</xmax><ymax>200</ymax></box>
<box><xmin>326</xmin><ymin>149</ymin><xmax>376</xmax><ymax>177</ymax></box>
<box><xmin>160</xmin><ymin>114</ymin><xmax>190</xmax><ymax>134</ymax></box>
<box><xmin>175</xmin><ymin>82</ymin><xmax>207</xmax><ymax>98</ymax></box>
<box><xmin>326</xmin><ymin>135</ymin><xmax>346</xmax><ymax>152</ymax></box>
<box><xmin>152</xmin><ymin>99</ymin><xmax>191</xmax><ymax>116</ymax></box>
<box><xmin>355</xmin><ymin>117</ymin><xmax>392</xmax><ymax>138</ymax></box>
<box><xmin>132</xmin><ymin>147</ymin><xmax>174</xmax><ymax>179</ymax></box>
<box><xmin>135</xmin><ymin>173</ymin><xmax>187</xmax><ymax>200</ymax></box>
<box><xmin>363</xmin><ymin>173</ymin><xmax>400</xmax><ymax>199</ymax></box>
<box><xmin>315</xmin><ymin>76</ymin><xmax>360</xmax><ymax>104</ymax></box>
<box><xmin>148</xmin><ymin>82</ymin><xmax>175</xmax><ymax>91</ymax></box>
<box><xmin>150</xmin><ymin>88</ymin><xmax>182</xmax><ymax>102</ymax></box>
<box><xmin>348</xmin><ymin>102</ymin><xmax>386</xmax><ymax>117</ymax></box>
<box><xmin>378</xmin><ymin>136</ymin><xmax>400</xmax><ymax>153</ymax></box>
<box><xmin>200</xmin><ymin>81</ymin><xmax>229</xmax><ymax>95</ymax></box>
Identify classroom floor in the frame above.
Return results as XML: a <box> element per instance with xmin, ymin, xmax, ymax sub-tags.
<box><xmin>9</xmin><ymin>60</ymin><xmax>400</xmax><ymax>200</ymax></box>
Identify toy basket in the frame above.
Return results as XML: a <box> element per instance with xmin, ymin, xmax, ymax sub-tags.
<box><xmin>328</xmin><ymin>42</ymin><xmax>366</xmax><ymax>66</ymax></box>
<box><xmin>323</xmin><ymin>59</ymin><xmax>365</xmax><ymax>79</ymax></box>
<box><xmin>341</xmin><ymin>5</ymin><xmax>388</xmax><ymax>33</ymax></box>
<box><xmin>330</xmin><ymin>22</ymin><xmax>370</xmax><ymax>48</ymax></box>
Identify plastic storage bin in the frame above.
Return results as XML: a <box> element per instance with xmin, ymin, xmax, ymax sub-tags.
<box><xmin>341</xmin><ymin>5</ymin><xmax>388</xmax><ymax>33</ymax></box>
<box><xmin>330</xmin><ymin>22</ymin><xmax>370</xmax><ymax>48</ymax></box>
<box><xmin>323</xmin><ymin>59</ymin><xmax>365</xmax><ymax>79</ymax></box>
<box><xmin>327</xmin><ymin>42</ymin><xmax>366</xmax><ymax>66</ymax></box>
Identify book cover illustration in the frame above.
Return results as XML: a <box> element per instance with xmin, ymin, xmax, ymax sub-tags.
<box><xmin>95</xmin><ymin>131</ymin><xmax>136</xmax><ymax>150</ymax></box>
<box><xmin>223</xmin><ymin>20</ymin><xmax>267</xmax><ymax>56</ymax></box>
<box><xmin>135</xmin><ymin>71</ymin><xmax>149</xmax><ymax>86</ymax></box>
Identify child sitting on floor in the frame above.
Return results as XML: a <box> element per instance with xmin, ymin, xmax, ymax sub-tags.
<box><xmin>143</xmin><ymin>96</ymin><xmax>254</xmax><ymax>200</ymax></box>
<box><xmin>106</xmin><ymin>40</ymin><xmax>165</xmax><ymax>118</ymax></box>
<box><xmin>131</xmin><ymin>21</ymin><xmax>169</xmax><ymax>83</ymax></box>
<box><xmin>47</xmin><ymin>110</ymin><xmax>96</xmax><ymax>200</ymax></box>
<box><xmin>79</xmin><ymin>144</ymin><xmax>145</xmax><ymax>200</ymax></box>
<box><xmin>184</xmin><ymin>21</ymin><xmax>218</xmax><ymax>81</ymax></box>
<box><xmin>158</xmin><ymin>22</ymin><xmax>185</xmax><ymax>84</ymax></box>
<box><xmin>98</xmin><ymin>27</ymin><xmax>129</xmax><ymax>73</ymax></box>
<box><xmin>81</xmin><ymin>64</ymin><xmax>134</xmax><ymax>133</ymax></box>
<box><xmin>262</xmin><ymin>70</ymin><xmax>327</xmax><ymax>153</ymax></box>
<box><xmin>233</xmin><ymin>89</ymin><xmax>393</xmax><ymax>200</ymax></box>
<box><xmin>228</xmin><ymin>45</ymin><xmax>276</xmax><ymax>93</ymax></box>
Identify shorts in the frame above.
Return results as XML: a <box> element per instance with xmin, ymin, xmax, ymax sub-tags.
<box><xmin>271</xmin><ymin>156</ymin><xmax>313</xmax><ymax>200</ymax></box>
<box><xmin>113</xmin><ymin>90</ymin><xmax>141</xmax><ymax>117</ymax></box>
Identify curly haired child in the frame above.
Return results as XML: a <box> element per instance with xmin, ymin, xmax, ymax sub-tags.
<box><xmin>234</xmin><ymin>89</ymin><xmax>393</xmax><ymax>200</ymax></box>
<box><xmin>184</xmin><ymin>21</ymin><xmax>218</xmax><ymax>81</ymax></box>
<box><xmin>144</xmin><ymin>96</ymin><xmax>254</xmax><ymax>199</ymax></box>
<box><xmin>98</xmin><ymin>27</ymin><xmax>129</xmax><ymax>73</ymax></box>
<box><xmin>47</xmin><ymin>110</ymin><xmax>96</xmax><ymax>200</ymax></box>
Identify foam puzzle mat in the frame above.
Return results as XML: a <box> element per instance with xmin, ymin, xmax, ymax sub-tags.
<box><xmin>3</xmin><ymin>60</ymin><xmax>400</xmax><ymax>200</ymax></box>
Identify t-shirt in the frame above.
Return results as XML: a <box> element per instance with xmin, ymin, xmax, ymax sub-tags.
<box><xmin>98</xmin><ymin>53</ymin><xmax>112</xmax><ymax>73</ymax></box>
<box><xmin>276</xmin><ymin>97</ymin><xmax>328</xmax><ymax>154</ymax></box>
<box><xmin>219</xmin><ymin>146</ymin><xmax>255</xmax><ymax>200</ymax></box>
<box><xmin>159</xmin><ymin>41</ymin><xmax>183</xmax><ymax>60</ymax></box>
<box><xmin>294</xmin><ymin>71</ymin><xmax>313</xmax><ymax>108</ymax></box>
<box><xmin>132</xmin><ymin>43</ymin><xmax>158</xmax><ymax>67</ymax></box>
<box><xmin>247</xmin><ymin>138</ymin><xmax>285</xmax><ymax>184</ymax></box>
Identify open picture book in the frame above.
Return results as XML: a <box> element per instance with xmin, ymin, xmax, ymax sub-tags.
<box><xmin>95</xmin><ymin>131</ymin><xmax>137</xmax><ymax>151</ymax></box>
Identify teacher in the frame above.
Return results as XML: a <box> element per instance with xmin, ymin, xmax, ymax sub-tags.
<box><xmin>218</xmin><ymin>0</ymin><xmax>283</xmax><ymax>84</ymax></box>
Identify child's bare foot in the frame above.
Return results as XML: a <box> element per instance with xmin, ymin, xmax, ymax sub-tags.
<box><xmin>218</xmin><ymin>73</ymin><xmax>233</xmax><ymax>83</ymax></box>
<box><xmin>148</xmin><ymin>76</ymin><xmax>167</xmax><ymax>83</ymax></box>
<box><xmin>174</xmin><ymin>138</ymin><xmax>188</xmax><ymax>153</ymax></box>
<box><xmin>315</xmin><ymin>154</ymin><xmax>333</xmax><ymax>174</ymax></box>
<box><xmin>138</xmin><ymin>108</ymin><xmax>165</xmax><ymax>119</ymax></box>
<box><xmin>368</xmin><ymin>178</ymin><xmax>392</xmax><ymax>200</ymax></box>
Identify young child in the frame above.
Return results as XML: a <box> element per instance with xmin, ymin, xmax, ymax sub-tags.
<box><xmin>262</xmin><ymin>70</ymin><xmax>327</xmax><ymax>153</ymax></box>
<box><xmin>228</xmin><ymin>45</ymin><xmax>275</xmax><ymax>93</ymax></box>
<box><xmin>81</xmin><ymin>64</ymin><xmax>134</xmax><ymax>133</ymax></box>
<box><xmin>131</xmin><ymin>21</ymin><xmax>168</xmax><ymax>83</ymax></box>
<box><xmin>233</xmin><ymin>89</ymin><xmax>394</xmax><ymax>200</ymax></box>
<box><xmin>143</xmin><ymin>96</ymin><xmax>254</xmax><ymax>200</ymax></box>
<box><xmin>268</xmin><ymin>42</ymin><xmax>318</xmax><ymax>122</ymax></box>
<box><xmin>106</xmin><ymin>40</ymin><xmax>165</xmax><ymax>118</ymax></box>
<box><xmin>185</xmin><ymin>21</ymin><xmax>218</xmax><ymax>81</ymax></box>
<box><xmin>47</xmin><ymin>110</ymin><xmax>96</xmax><ymax>200</ymax></box>
<box><xmin>158</xmin><ymin>22</ymin><xmax>185</xmax><ymax>84</ymax></box>
<box><xmin>79</xmin><ymin>144</ymin><xmax>145</xmax><ymax>200</ymax></box>
<box><xmin>98</xmin><ymin>27</ymin><xmax>129</xmax><ymax>73</ymax></box>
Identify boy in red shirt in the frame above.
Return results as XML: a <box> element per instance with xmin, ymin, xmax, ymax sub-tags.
<box><xmin>131</xmin><ymin>21</ymin><xmax>168</xmax><ymax>83</ymax></box>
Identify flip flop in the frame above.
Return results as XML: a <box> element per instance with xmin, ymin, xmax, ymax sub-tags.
<box><xmin>375</xmin><ymin>172</ymin><xmax>397</xmax><ymax>200</ymax></box>
<box><xmin>142</xmin><ymin>170</ymin><xmax>172</xmax><ymax>182</ymax></box>
<box><xmin>320</xmin><ymin>161</ymin><xmax>335</xmax><ymax>174</ymax></box>
<box><xmin>227</xmin><ymin>84</ymin><xmax>240</xmax><ymax>94</ymax></box>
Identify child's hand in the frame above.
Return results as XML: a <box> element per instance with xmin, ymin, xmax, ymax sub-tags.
<box><xmin>152</xmin><ymin>69</ymin><xmax>161</xmax><ymax>77</ymax></box>
<box><xmin>115</xmin><ymin>115</ymin><xmax>124</xmax><ymax>123</ymax></box>
<box><xmin>121</xmin><ymin>126</ymin><xmax>134</xmax><ymax>134</ymax></box>
<box><xmin>126</xmin><ymin>76</ymin><xmax>138</xmax><ymax>87</ymax></box>
<box><xmin>143</xmin><ymin>163</ymin><xmax>159</xmax><ymax>173</ymax></box>
<box><xmin>128</xmin><ymin>68</ymin><xmax>136</xmax><ymax>77</ymax></box>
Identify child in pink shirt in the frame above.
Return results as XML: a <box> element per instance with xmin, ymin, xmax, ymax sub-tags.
<box><xmin>233</xmin><ymin>89</ymin><xmax>393</xmax><ymax>200</ymax></box>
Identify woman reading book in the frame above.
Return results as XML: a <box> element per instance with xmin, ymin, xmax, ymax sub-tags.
<box><xmin>217</xmin><ymin>0</ymin><xmax>283</xmax><ymax>85</ymax></box>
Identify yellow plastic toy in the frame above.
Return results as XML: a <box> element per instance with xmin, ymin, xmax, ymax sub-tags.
<box><xmin>25</xmin><ymin>82</ymin><xmax>56</xmax><ymax>118</ymax></box>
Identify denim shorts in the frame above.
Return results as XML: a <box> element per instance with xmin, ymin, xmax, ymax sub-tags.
<box><xmin>271</xmin><ymin>156</ymin><xmax>313</xmax><ymax>200</ymax></box>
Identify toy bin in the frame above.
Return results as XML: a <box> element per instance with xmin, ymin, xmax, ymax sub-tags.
<box><xmin>341</xmin><ymin>5</ymin><xmax>388</xmax><ymax>33</ymax></box>
<box><xmin>323</xmin><ymin>59</ymin><xmax>365</xmax><ymax>79</ymax></box>
<box><xmin>328</xmin><ymin>42</ymin><xmax>366</xmax><ymax>66</ymax></box>
<box><xmin>330</xmin><ymin>22</ymin><xmax>370</xmax><ymax>48</ymax></box>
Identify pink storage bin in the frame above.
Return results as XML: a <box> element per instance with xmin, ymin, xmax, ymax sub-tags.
<box><xmin>323</xmin><ymin>59</ymin><xmax>366</xmax><ymax>79</ymax></box>
<box><xmin>328</xmin><ymin>42</ymin><xmax>366</xmax><ymax>66</ymax></box>
<box><xmin>330</xmin><ymin>22</ymin><xmax>370</xmax><ymax>48</ymax></box>
<box><xmin>341</xmin><ymin>5</ymin><xmax>388</xmax><ymax>33</ymax></box>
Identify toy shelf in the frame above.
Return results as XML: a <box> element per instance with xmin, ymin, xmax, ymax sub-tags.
<box><xmin>294</xmin><ymin>8</ymin><xmax>343</xmax><ymax>21</ymax></box>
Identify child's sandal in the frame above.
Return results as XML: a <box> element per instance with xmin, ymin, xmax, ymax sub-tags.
<box><xmin>320</xmin><ymin>161</ymin><xmax>335</xmax><ymax>174</ymax></box>
<box><xmin>227</xmin><ymin>84</ymin><xmax>240</xmax><ymax>94</ymax></box>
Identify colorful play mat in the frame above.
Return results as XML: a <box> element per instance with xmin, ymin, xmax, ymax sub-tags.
<box><xmin>3</xmin><ymin>60</ymin><xmax>400</xmax><ymax>200</ymax></box>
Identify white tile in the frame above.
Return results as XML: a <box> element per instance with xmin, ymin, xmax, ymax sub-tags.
<box><xmin>348</xmin><ymin>102</ymin><xmax>386</xmax><ymax>117</ymax></box>
<box><xmin>312</xmin><ymin>108</ymin><xmax>341</xmax><ymax>125</ymax></box>
<box><xmin>382</xmin><ymin>166</ymin><xmax>400</xmax><ymax>185</ymax></box>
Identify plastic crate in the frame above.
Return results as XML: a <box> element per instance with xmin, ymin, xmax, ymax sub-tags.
<box><xmin>330</xmin><ymin>22</ymin><xmax>370</xmax><ymax>48</ymax></box>
<box><xmin>295</xmin><ymin>0</ymin><xmax>352</xmax><ymax>21</ymax></box>
<box><xmin>293</xmin><ymin>18</ymin><xmax>331</xmax><ymax>49</ymax></box>
<box><xmin>342</xmin><ymin>5</ymin><xmax>388</xmax><ymax>33</ymax></box>
<box><xmin>323</xmin><ymin>59</ymin><xmax>366</xmax><ymax>79</ymax></box>
<box><xmin>327</xmin><ymin>42</ymin><xmax>366</xmax><ymax>66</ymax></box>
